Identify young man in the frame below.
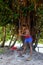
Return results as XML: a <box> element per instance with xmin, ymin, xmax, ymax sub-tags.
<box><xmin>19</xmin><ymin>26</ymin><xmax>33</xmax><ymax>59</ymax></box>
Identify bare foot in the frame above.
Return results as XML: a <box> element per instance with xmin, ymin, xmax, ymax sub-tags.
<box><xmin>26</xmin><ymin>56</ymin><xmax>32</xmax><ymax>61</ymax></box>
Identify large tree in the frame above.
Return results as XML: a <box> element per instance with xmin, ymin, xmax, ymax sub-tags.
<box><xmin>0</xmin><ymin>0</ymin><xmax>43</xmax><ymax>48</ymax></box>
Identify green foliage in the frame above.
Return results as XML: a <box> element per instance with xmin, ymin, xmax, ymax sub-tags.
<box><xmin>0</xmin><ymin>1</ymin><xmax>19</xmax><ymax>26</ymax></box>
<box><xmin>36</xmin><ymin>4</ymin><xmax>43</xmax><ymax>35</ymax></box>
<box><xmin>6</xmin><ymin>35</ymin><xmax>11</xmax><ymax>41</ymax></box>
<box><xmin>38</xmin><ymin>39</ymin><xmax>43</xmax><ymax>44</ymax></box>
<box><xmin>37</xmin><ymin>5</ymin><xmax>43</xmax><ymax>15</ymax></box>
<box><xmin>0</xmin><ymin>0</ymin><xmax>3</xmax><ymax>2</ymax></box>
<box><xmin>0</xmin><ymin>2</ymin><xmax>11</xmax><ymax>26</ymax></box>
<box><xmin>20</xmin><ymin>3</ymin><xmax>34</xmax><ymax>16</ymax></box>
<box><xmin>36</xmin><ymin>0</ymin><xmax>39</xmax><ymax>2</ymax></box>
<box><xmin>21</xmin><ymin>6</ymin><xmax>27</xmax><ymax>16</ymax></box>
<box><xmin>28</xmin><ymin>3</ymin><xmax>34</xmax><ymax>11</ymax></box>
<box><xmin>14</xmin><ymin>13</ymin><xmax>19</xmax><ymax>19</ymax></box>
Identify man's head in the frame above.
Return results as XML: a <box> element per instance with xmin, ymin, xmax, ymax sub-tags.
<box><xmin>22</xmin><ymin>25</ymin><xmax>26</xmax><ymax>30</ymax></box>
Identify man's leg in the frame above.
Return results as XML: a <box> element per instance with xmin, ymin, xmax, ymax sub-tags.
<box><xmin>26</xmin><ymin>43</ymin><xmax>32</xmax><ymax>61</ymax></box>
<box><xmin>29</xmin><ymin>43</ymin><xmax>32</xmax><ymax>56</ymax></box>
<box><xmin>19</xmin><ymin>43</ymin><xmax>27</xmax><ymax>56</ymax></box>
<box><xmin>22</xmin><ymin>43</ymin><xmax>27</xmax><ymax>54</ymax></box>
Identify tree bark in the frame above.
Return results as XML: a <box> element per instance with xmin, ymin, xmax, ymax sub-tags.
<box><xmin>1</xmin><ymin>26</ymin><xmax>6</xmax><ymax>47</ymax></box>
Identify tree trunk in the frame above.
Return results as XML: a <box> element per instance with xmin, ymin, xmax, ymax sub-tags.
<box><xmin>11</xmin><ymin>38</ymin><xmax>17</xmax><ymax>48</ymax></box>
<box><xmin>9</xmin><ymin>34</ymin><xmax>14</xmax><ymax>47</ymax></box>
<box><xmin>9</xmin><ymin>25</ymin><xmax>15</xmax><ymax>47</ymax></box>
<box><xmin>1</xmin><ymin>26</ymin><xmax>6</xmax><ymax>47</ymax></box>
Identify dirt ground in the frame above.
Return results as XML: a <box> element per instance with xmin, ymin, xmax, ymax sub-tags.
<box><xmin>0</xmin><ymin>47</ymin><xmax>43</xmax><ymax>65</ymax></box>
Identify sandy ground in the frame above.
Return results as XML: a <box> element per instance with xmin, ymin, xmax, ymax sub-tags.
<box><xmin>0</xmin><ymin>48</ymin><xmax>43</xmax><ymax>65</ymax></box>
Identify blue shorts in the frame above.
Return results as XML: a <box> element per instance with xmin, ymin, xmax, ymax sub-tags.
<box><xmin>24</xmin><ymin>37</ymin><xmax>33</xmax><ymax>44</ymax></box>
